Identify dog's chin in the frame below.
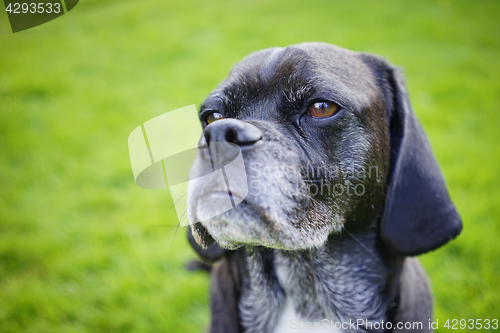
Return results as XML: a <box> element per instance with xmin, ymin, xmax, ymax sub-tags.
<box><xmin>189</xmin><ymin>197</ymin><xmax>337</xmax><ymax>251</ymax></box>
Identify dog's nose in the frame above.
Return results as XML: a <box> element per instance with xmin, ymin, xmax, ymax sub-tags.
<box><xmin>203</xmin><ymin>119</ymin><xmax>262</xmax><ymax>147</ymax></box>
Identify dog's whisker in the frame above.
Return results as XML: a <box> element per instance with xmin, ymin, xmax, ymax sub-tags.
<box><xmin>148</xmin><ymin>224</ymin><xmax>178</xmax><ymax>228</ymax></box>
<box><xmin>165</xmin><ymin>189</ymin><xmax>189</xmax><ymax>215</ymax></box>
<box><xmin>180</xmin><ymin>214</ymin><xmax>190</xmax><ymax>226</ymax></box>
<box><xmin>171</xmin><ymin>221</ymin><xmax>181</xmax><ymax>246</ymax></box>
<box><xmin>148</xmin><ymin>224</ymin><xmax>181</xmax><ymax>236</ymax></box>
<box><xmin>224</xmin><ymin>249</ymin><xmax>237</xmax><ymax>261</ymax></box>
<box><xmin>342</xmin><ymin>228</ymin><xmax>384</xmax><ymax>266</ymax></box>
<box><xmin>177</xmin><ymin>207</ymin><xmax>189</xmax><ymax>228</ymax></box>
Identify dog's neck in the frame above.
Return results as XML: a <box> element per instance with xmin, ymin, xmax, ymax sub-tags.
<box><xmin>239</xmin><ymin>232</ymin><xmax>395</xmax><ymax>333</ymax></box>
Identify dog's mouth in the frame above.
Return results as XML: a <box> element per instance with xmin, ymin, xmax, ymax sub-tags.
<box><xmin>186</xmin><ymin>121</ymin><xmax>353</xmax><ymax>251</ymax></box>
<box><xmin>187</xmin><ymin>166</ymin><xmax>341</xmax><ymax>250</ymax></box>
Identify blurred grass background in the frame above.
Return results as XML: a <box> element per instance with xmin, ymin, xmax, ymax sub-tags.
<box><xmin>0</xmin><ymin>0</ymin><xmax>499</xmax><ymax>332</ymax></box>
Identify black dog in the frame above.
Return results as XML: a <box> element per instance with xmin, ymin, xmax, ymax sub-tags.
<box><xmin>186</xmin><ymin>42</ymin><xmax>462</xmax><ymax>333</ymax></box>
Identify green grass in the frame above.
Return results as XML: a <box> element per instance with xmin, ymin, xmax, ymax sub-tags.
<box><xmin>1</xmin><ymin>0</ymin><xmax>499</xmax><ymax>331</ymax></box>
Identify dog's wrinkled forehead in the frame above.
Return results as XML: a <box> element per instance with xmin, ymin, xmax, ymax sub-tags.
<box><xmin>201</xmin><ymin>43</ymin><xmax>380</xmax><ymax>119</ymax></box>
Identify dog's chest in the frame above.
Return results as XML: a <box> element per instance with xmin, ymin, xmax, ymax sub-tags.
<box><xmin>272</xmin><ymin>254</ymin><xmax>342</xmax><ymax>333</ymax></box>
<box><xmin>273</xmin><ymin>297</ymin><xmax>341</xmax><ymax>333</ymax></box>
<box><xmin>239</xmin><ymin>246</ymin><xmax>389</xmax><ymax>333</ymax></box>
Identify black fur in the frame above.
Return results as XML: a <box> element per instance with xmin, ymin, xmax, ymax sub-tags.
<box><xmin>187</xmin><ymin>43</ymin><xmax>461</xmax><ymax>332</ymax></box>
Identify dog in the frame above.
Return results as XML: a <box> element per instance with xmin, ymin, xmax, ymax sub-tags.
<box><xmin>186</xmin><ymin>42</ymin><xmax>462</xmax><ymax>333</ymax></box>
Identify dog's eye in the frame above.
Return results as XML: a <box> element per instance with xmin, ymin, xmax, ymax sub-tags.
<box><xmin>204</xmin><ymin>111</ymin><xmax>224</xmax><ymax>125</ymax></box>
<box><xmin>307</xmin><ymin>101</ymin><xmax>339</xmax><ymax>118</ymax></box>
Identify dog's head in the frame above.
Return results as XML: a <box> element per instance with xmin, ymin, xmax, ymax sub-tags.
<box><xmin>187</xmin><ymin>42</ymin><xmax>461</xmax><ymax>256</ymax></box>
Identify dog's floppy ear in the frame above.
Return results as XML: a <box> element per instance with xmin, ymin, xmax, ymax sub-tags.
<box><xmin>208</xmin><ymin>255</ymin><xmax>243</xmax><ymax>333</ymax></box>
<box><xmin>367</xmin><ymin>56</ymin><xmax>462</xmax><ymax>256</ymax></box>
